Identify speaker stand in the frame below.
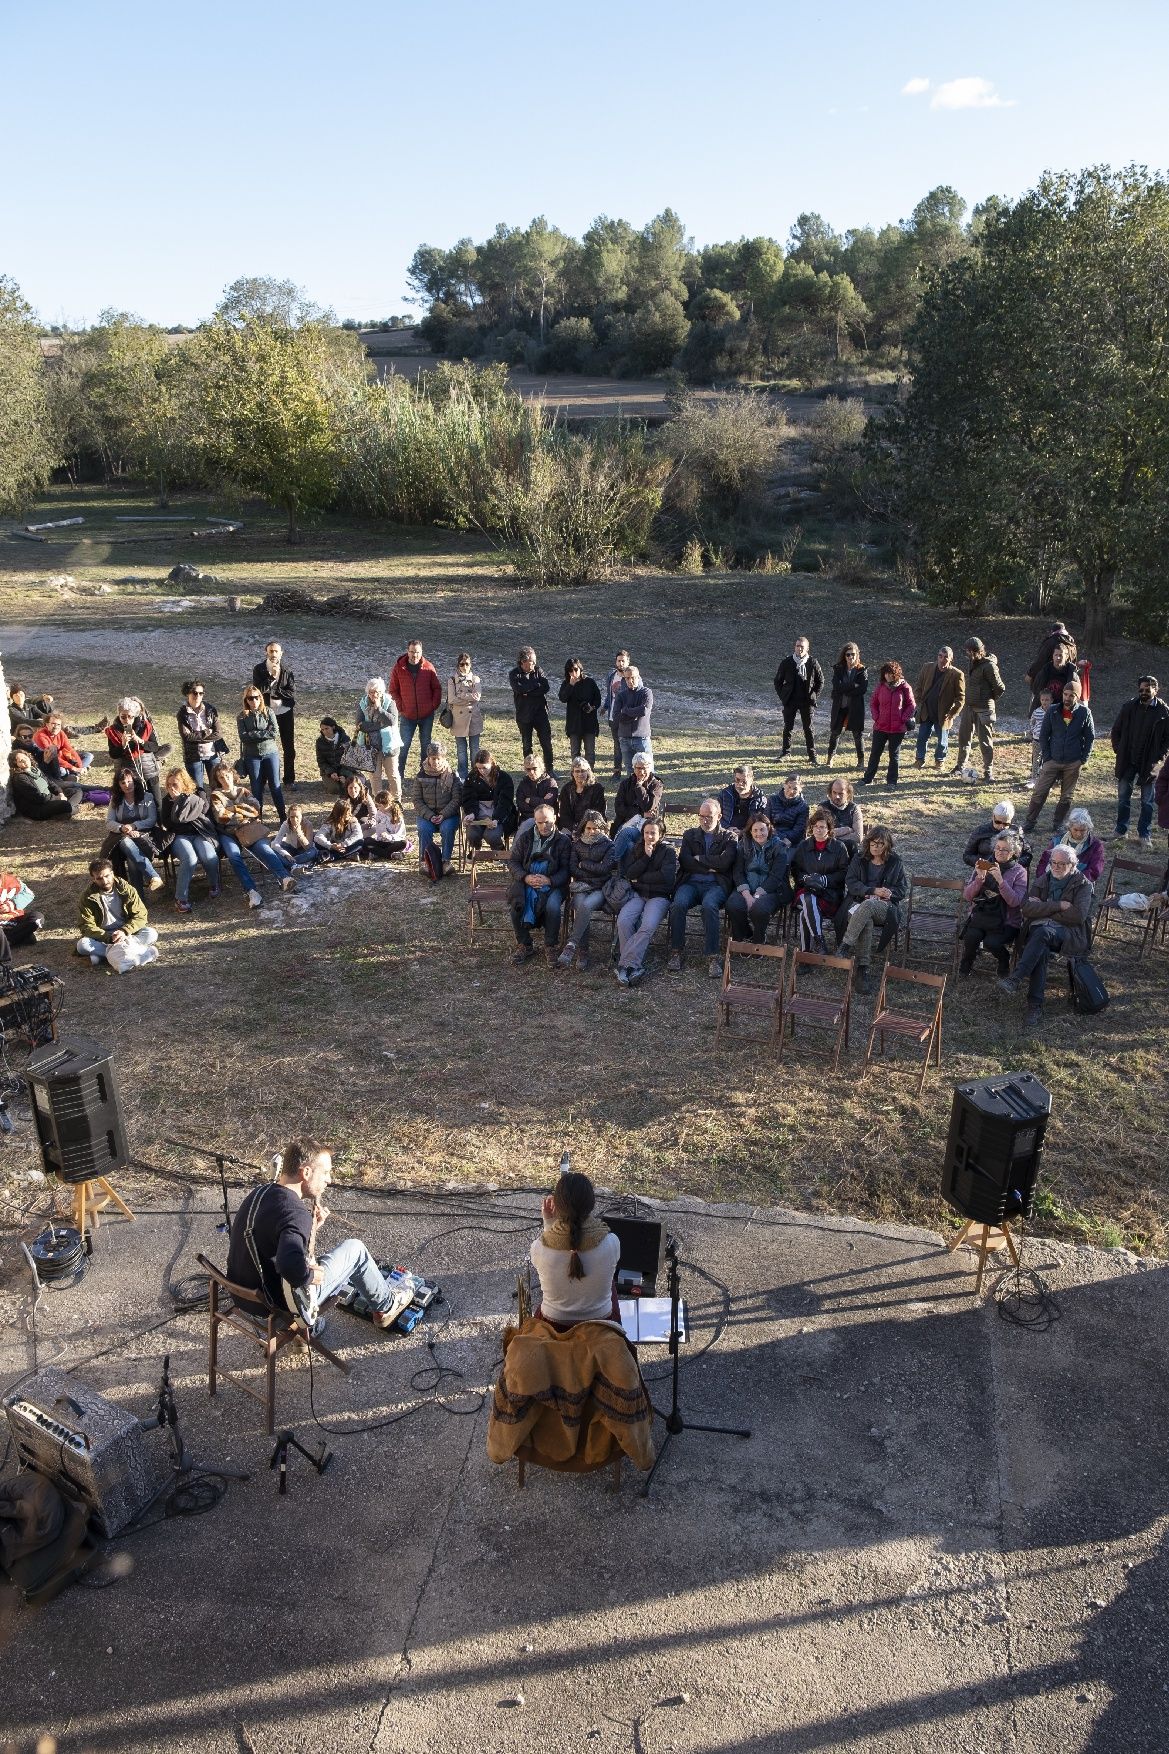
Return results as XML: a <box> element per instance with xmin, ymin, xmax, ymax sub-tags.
<box><xmin>73</xmin><ymin>1176</ymin><xmax>135</xmax><ymax>1241</ymax></box>
<box><xmin>946</xmin><ymin>1219</ymin><xmax>1019</xmax><ymax>1294</ymax></box>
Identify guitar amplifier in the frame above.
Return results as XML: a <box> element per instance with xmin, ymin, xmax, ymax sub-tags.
<box><xmin>3</xmin><ymin>1368</ymin><xmax>171</xmax><ymax>1536</ymax></box>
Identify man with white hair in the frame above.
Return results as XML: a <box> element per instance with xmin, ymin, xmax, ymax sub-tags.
<box><xmin>668</xmin><ymin>800</ymin><xmax>737</xmax><ymax>976</ymax></box>
<box><xmin>997</xmin><ymin>842</ymin><xmax>1092</xmax><ymax>1029</ymax></box>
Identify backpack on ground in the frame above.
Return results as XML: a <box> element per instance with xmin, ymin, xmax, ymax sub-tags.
<box><xmin>422</xmin><ymin>843</ymin><xmax>444</xmax><ymax>883</ymax></box>
<box><xmin>1068</xmin><ymin>957</ymin><xmax>1109</xmax><ymax>1015</ymax></box>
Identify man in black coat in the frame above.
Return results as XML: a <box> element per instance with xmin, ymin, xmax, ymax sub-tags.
<box><xmin>506</xmin><ymin>803</ymin><xmax>570</xmax><ymax>965</ymax></box>
<box><xmin>667</xmin><ymin>799</ymin><xmax>737</xmax><ymax>975</ymax></box>
<box><xmin>774</xmin><ymin>636</ymin><xmax>824</xmax><ymax>761</ymax></box>
<box><xmin>1110</xmin><ymin>674</ymin><xmax>1169</xmax><ymax>849</ymax></box>
<box><xmin>509</xmin><ymin>646</ymin><xmax>555</xmax><ymax>772</ymax></box>
<box><xmin>252</xmin><ymin>641</ymin><xmax>297</xmax><ymax>788</ymax></box>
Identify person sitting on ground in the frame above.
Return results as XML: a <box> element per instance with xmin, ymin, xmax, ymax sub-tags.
<box><xmin>615</xmin><ymin>818</ymin><xmax>677</xmax><ymax>987</ymax></box>
<box><xmin>237</xmin><ymin>686</ymin><xmax>286</xmax><ymax>821</ymax></box>
<box><xmin>765</xmin><ymin>773</ymin><xmax>809</xmax><ymax>854</ymax></box>
<box><xmin>668</xmin><ymin>799</ymin><xmax>737</xmax><ymax>977</ymax></box>
<box><xmin>354</xmin><ymin>678</ymin><xmax>402</xmax><ymax>801</ymax></box>
<box><xmin>785</xmin><ymin>807</ymin><xmax>851</xmax><ymax>953</ymax></box>
<box><xmin>1035</xmin><ymin>807</ymin><xmax>1106</xmax><ymax>887</ymax></box>
<box><xmin>0</xmin><ymin>871</ymin><xmax>46</xmax><ymax>950</ymax></box>
<box><xmin>460</xmin><ymin>749</ymin><xmax>516</xmax><ymax>854</ymax></box>
<box><xmin>557</xmin><ymin>757</ymin><xmax>605</xmax><ymax>834</ymax></box>
<box><xmin>559</xmin><ymin>658</ymin><xmax>602</xmax><ymax>767</ymax></box>
<box><xmin>820</xmin><ymin>776</ymin><xmax>864</xmax><ymax>852</ymax></box>
<box><xmin>273</xmin><ymin>802</ymin><xmax>318</xmax><ymax>872</ymax></box>
<box><xmin>76</xmin><ymin>858</ymin><xmax>160</xmax><ymax>973</ymax></box>
<box><xmin>413</xmin><ymin>742</ymin><xmax>462</xmax><ymax>870</ymax></box>
<box><xmin>837</xmin><ymin>824</ymin><xmax>909</xmax><ymax>990</ymax></box>
<box><xmin>209</xmin><ymin>763</ymin><xmax>295</xmax><ymax>905</ymax></box>
<box><xmin>998</xmin><ymin>843</ymin><xmax>1092</xmax><ymax>1029</ymax></box>
<box><xmin>11</xmin><ymin>722</ymin><xmax>52</xmax><ymax>775</ymax></box>
<box><xmin>558</xmin><ymin>810</ymin><xmax>616</xmax><ymax>971</ymax></box>
<box><xmin>343</xmin><ymin>771</ymin><xmax>376</xmax><ymax>829</ymax></box>
<box><xmin>226</xmin><ymin>1140</ymin><xmax>413</xmax><ymax>1334</ymax></box>
<box><xmin>725</xmin><ymin>813</ymin><xmax>788</xmax><ymax>944</ymax></box>
<box><xmin>7</xmin><ymin>685</ymin><xmax>53</xmax><ymax>734</ymax></box>
<box><xmin>507</xmin><ymin>801</ymin><xmax>570</xmax><ymax>966</ymax></box>
<box><xmin>8</xmin><ymin>749</ymin><xmax>74</xmax><ymax>821</ymax></box>
<box><xmin>515</xmin><ymin>752</ymin><xmax>559</xmax><ymax>825</ymax></box>
<box><xmin>176</xmin><ymin>681</ymin><xmax>224</xmax><ymax>788</ymax></box>
<box><xmin>32</xmin><ymin>710</ymin><xmax>92</xmax><ymax>783</ymax></box>
<box><xmin>611</xmin><ymin>752</ymin><xmax>666</xmax><ymax>867</ymax></box>
<box><xmin>314</xmin><ymin>800</ymin><xmax>365</xmax><ymax>862</ymax></box>
<box><xmin>105</xmin><ymin>696</ymin><xmax>165</xmax><ymax>810</ymax></box>
<box><xmin>361</xmin><ymin>794</ymin><xmax>412</xmax><ymax>861</ymax></box>
<box><xmin>160</xmin><ymin>768</ymin><xmax>221</xmax><ymax>914</ymax></box>
<box><xmin>862</xmin><ymin>661</ymin><xmax>916</xmax><ymax>788</ymax></box>
<box><xmin>105</xmin><ymin>768</ymin><xmax>166</xmax><ymax>896</ymax></box>
<box><xmin>963</xmin><ymin>799</ymin><xmax>1032</xmax><ymax>869</ymax></box>
<box><xmin>960</xmin><ymin>830</ymin><xmax>1028</xmax><ymax>978</ymax></box>
<box><xmin>1022</xmin><ymin>677</ymin><xmax>1095</xmax><ymax>838</ymax></box>
<box><xmin>530</xmin><ymin>1168</ymin><xmax>621</xmax><ymax>1325</ymax></box>
<box><xmin>717</xmin><ymin>764</ymin><xmax>767</xmax><ymax>835</ymax></box>
<box><xmin>316</xmin><ymin>717</ymin><xmax>353</xmax><ymax>793</ymax></box>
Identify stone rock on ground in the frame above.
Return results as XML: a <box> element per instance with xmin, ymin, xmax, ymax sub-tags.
<box><xmin>166</xmin><ymin>563</ymin><xmax>220</xmax><ymax>586</ymax></box>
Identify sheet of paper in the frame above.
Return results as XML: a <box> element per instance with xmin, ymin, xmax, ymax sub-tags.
<box><xmin>618</xmin><ymin>1297</ymin><xmax>686</xmax><ymax>1344</ymax></box>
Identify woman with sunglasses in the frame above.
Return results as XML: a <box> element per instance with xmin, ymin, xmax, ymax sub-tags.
<box><xmin>238</xmin><ymin>686</ymin><xmax>286</xmax><ymax>820</ymax></box>
<box><xmin>177</xmin><ymin>681</ymin><xmax>224</xmax><ymax>788</ymax></box>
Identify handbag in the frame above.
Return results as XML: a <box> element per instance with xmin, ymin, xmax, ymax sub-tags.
<box><xmin>602</xmin><ymin>874</ymin><xmax>633</xmax><ymax>912</ymax></box>
<box><xmin>231</xmin><ymin>819</ymin><xmax>269</xmax><ymax>849</ymax></box>
<box><xmin>438</xmin><ymin>705</ymin><xmax>454</xmax><ymax>731</ymax></box>
<box><xmin>341</xmin><ymin>742</ymin><xmax>376</xmax><ymax>773</ymax></box>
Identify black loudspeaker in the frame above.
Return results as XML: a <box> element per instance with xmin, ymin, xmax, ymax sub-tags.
<box><xmin>602</xmin><ymin>1211</ymin><xmax>665</xmax><ymax>1290</ymax></box>
<box><xmin>942</xmin><ymin>1072</ymin><xmax>1052</xmax><ymax>1225</ymax></box>
<box><xmin>26</xmin><ymin>1035</ymin><xmax>128</xmax><ymax>1184</ymax></box>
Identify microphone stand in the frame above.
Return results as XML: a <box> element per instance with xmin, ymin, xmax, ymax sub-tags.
<box><xmin>641</xmin><ymin>1240</ymin><xmax>751</xmax><ymax>1496</ymax></box>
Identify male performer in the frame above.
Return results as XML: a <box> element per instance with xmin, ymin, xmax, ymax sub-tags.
<box><xmin>226</xmin><ymin>1141</ymin><xmax>411</xmax><ymax>1332</ymax></box>
<box><xmin>251</xmin><ymin>641</ymin><xmax>297</xmax><ymax>789</ymax></box>
<box><xmin>774</xmin><ymin>636</ymin><xmax>824</xmax><ymax>761</ymax></box>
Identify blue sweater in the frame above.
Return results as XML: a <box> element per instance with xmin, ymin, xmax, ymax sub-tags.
<box><xmin>1040</xmin><ymin>703</ymin><xmax>1095</xmax><ymax>765</ymax></box>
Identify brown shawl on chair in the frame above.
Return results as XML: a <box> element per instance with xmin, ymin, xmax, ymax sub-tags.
<box><xmin>486</xmin><ymin>1315</ymin><xmax>655</xmax><ymax>1472</ymax></box>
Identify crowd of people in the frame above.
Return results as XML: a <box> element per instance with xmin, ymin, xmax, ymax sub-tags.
<box><xmin>4</xmin><ymin>620</ymin><xmax>1168</xmax><ymax>1027</ymax></box>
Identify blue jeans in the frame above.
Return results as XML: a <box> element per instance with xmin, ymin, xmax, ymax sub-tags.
<box><xmin>510</xmin><ymin>887</ymin><xmax>563</xmax><ymax>948</ymax></box>
<box><xmin>276</xmin><ymin>843</ymin><xmax>318</xmax><ymax>871</ymax></box>
<box><xmin>1014</xmin><ymin>920</ymin><xmax>1066</xmax><ymax>1004</ymax></box>
<box><xmin>173</xmin><ymin>835</ymin><xmax>221</xmax><ymax>903</ymax></box>
<box><xmin>118</xmin><ymin>837</ymin><xmax>161</xmax><ymax>884</ymax></box>
<box><xmin>618</xmin><ymin>734</ymin><xmax>651</xmax><ymax>775</ymax></box>
<box><xmin>398</xmin><ymin>714</ymin><xmax>435</xmax><ymax>777</ymax></box>
<box><xmin>316</xmin><ymin>1237</ymin><xmax>397</xmax><ymax>1315</ymax></box>
<box><xmin>669</xmin><ymin>879</ymin><xmax>725</xmax><ymax>953</ymax></box>
<box><xmin>567</xmin><ymin>887</ymin><xmax>609</xmax><ymax>949</ymax></box>
<box><xmin>185</xmin><ymin>757</ymin><xmax>210</xmax><ymax>788</ymax></box>
<box><xmin>616</xmin><ymin>894</ymin><xmax>669</xmax><ymax>970</ymax></box>
<box><xmin>611</xmin><ymin>821</ymin><xmax>644</xmax><ymax>867</ymax></box>
<box><xmin>220</xmin><ymin>835</ymin><xmax>287</xmax><ymax>893</ymax></box>
<box><xmin>1116</xmin><ymin>773</ymin><xmax>1156</xmax><ymax>839</ymax></box>
<box><xmin>915</xmin><ymin>719</ymin><xmax>950</xmax><ymax>763</ymax></box>
<box><xmin>418</xmin><ymin>815</ymin><xmax>458</xmax><ymax>864</ymax></box>
<box><xmin>246</xmin><ymin>752</ymin><xmax>285</xmax><ymax>820</ymax></box>
<box><xmin>455</xmin><ymin>733</ymin><xmax>480</xmax><ymax>781</ymax></box>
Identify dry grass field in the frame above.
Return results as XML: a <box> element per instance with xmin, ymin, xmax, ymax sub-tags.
<box><xmin>1</xmin><ymin>488</ymin><xmax>1165</xmax><ymax>1251</ymax></box>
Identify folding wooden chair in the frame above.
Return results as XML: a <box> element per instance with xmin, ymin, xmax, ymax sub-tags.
<box><xmin>467</xmin><ymin>849</ymin><xmax>513</xmax><ymax>946</ymax></box>
<box><xmin>196</xmin><ymin>1253</ymin><xmax>350</xmax><ymax>1435</ymax></box>
<box><xmin>1140</xmin><ymin>897</ymin><xmax>1169</xmax><ymax>959</ymax></box>
<box><xmin>714</xmin><ymin>941</ymin><xmax>786</xmax><ymax>1047</ymax></box>
<box><xmin>1093</xmin><ymin>854</ymin><xmax>1165</xmax><ymax>950</ymax></box>
<box><xmin>780</xmin><ymin>949</ymin><xmax>854</xmax><ymax>1071</ymax></box>
<box><xmin>864</xmin><ymin>964</ymin><xmax>946</xmax><ymax>1095</ymax></box>
<box><xmin>904</xmin><ymin>876</ymin><xmax>965</xmax><ymax>971</ymax></box>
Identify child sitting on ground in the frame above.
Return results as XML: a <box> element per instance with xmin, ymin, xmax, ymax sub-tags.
<box><xmin>361</xmin><ymin>792</ymin><xmax>413</xmax><ymax>861</ymax></box>
<box><xmin>273</xmin><ymin>802</ymin><xmax>317</xmax><ymax>871</ymax></box>
<box><xmin>314</xmin><ymin>800</ymin><xmax>364</xmax><ymax>862</ymax></box>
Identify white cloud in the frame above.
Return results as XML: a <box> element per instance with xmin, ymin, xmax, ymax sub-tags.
<box><xmin>930</xmin><ymin>76</ymin><xmax>1017</xmax><ymax>110</ymax></box>
<box><xmin>901</xmin><ymin>77</ymin><xmax>930</xmax><ymax>96</ymax></box>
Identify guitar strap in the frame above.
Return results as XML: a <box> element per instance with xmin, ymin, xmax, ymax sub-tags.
<box><xmin>243</xmin><ymin>1184</ymin><xmax>315</xmax><ymax>1326</ymax></box>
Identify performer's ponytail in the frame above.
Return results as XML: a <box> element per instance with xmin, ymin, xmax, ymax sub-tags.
<box><xmin>555</xmin><ymin>1170</ymin><xmax>595</xmax><ymax>1281</ymax></box>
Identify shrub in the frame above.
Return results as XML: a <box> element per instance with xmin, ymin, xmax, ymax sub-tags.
<box><xmin>540</xmin><ymin>316</ymin><xmax>597</xmax><ymax>373</ymax></box>
<box><xmin>658</xmin><ymin>389</ymin><xmax>788</xmax><ymax>516</ymax></box>
<box><xmin>677</xmin><ymin>536</ymin><xmax>705</xmax><ymax>574</ymax></box>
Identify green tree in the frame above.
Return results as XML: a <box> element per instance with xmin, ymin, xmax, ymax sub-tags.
<box><xmin>78</xmin><ymin>315</ymin><xmax>198</xmax><ymax>503</ymax></box>
<box><xmin>217</xmin><ymin>276</ymin><xmax>334</xmax><ymax>327</ymax></box>
<box><xmin>0</xmin><ymin>277</ymin><xmax>55</xmax><ymax>514</ymax></box>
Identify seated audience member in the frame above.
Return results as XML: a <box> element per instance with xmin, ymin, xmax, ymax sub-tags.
<box><xmin>530</xmin><ymin>1168</ymin><xmax>621</xmax><ymax>1325</ymax></box>
<box><xmin>237</xmin><ymin>685</ymin><xmax>286</xmax><ymax>821</ymax></box>
<box><xmin>507</xmin><ymin>801</ymin><xmax>570</xmax><ymax>966</ymax></box>
<box><xmin>316</xmin><ymin>717</ymin><xmax>352</xmax><ymax>792</ymax></box>
<box><xmin>314</xmin><ymin>800</ymin><xmax>365</xmax><ymax>862</ymax></box>
<box><xmin>718</xmin><ymin>765</ymin><xmax>766</xmax><ymax>835</ymax></box>
<box><xmin>0</xmin><ymin>871</ymin><xmax>45</xmax><ymax>949</ymax></box>
<box><xmin>616</xmin><ymin>818</ymin><xmax>677</xmax><ymax>986</ymax></box>
<box><xmin>106</xmin><ymin>697</ymin><xmax>165</xmax><ymax>810</ymax></box>
<box><xmin>821</xmin><ymin>776</ymin><xmax>863</xmax><ymax>851</ymax></box>
<box><xmin>837</xmin><ymin>823</ymin><xmax>909</xmax><ymax>991</ymax></box>
<box><xmin>960</xmin><ymin>830</ymin><xmax>1028</xmax><ymax>978</ymax></box>
<box><xmin>226</xmin><ymin>1140</ymin><xmax>412</xmax><ymax>1333</ymax></box>
<box><xmin>1035</xmin><ymin>807</ymin><xmax>1106</xmax><ymax>887</ymax></box>
<box><xmin>557</xmin><ymin>758</ymin><xmax>605</xmax><ymax>834</ymax></box>
<box><xmin>343</xmin><ymin>771</ymin><xmax>376</xmax><ymax>828</ymax></box>
<box><xmin>413</xmin><ymin>743</ymin><xmax>462</xmax><ymax>869</ymax></box>
<box><xmin>32</xmin><ymin>710</ymin><xmax>92</xmax><ymax>782</ymax></box>
<box><xmin>998</xmin><ymin>843</ymin><xmax>1092</xmax><ymax>1029</ymax></box>
<box><xmin>668</xmin><ymin>799</ymin><xmax>737</xmax><ymax>976</ymax></box>
<box><xmin>9</xmin><ymin>749</ymin><xmax>74</xmax><ymax>820</ymax></box>
<box><xmin>460</xmin><ymin>749</ymin><xmax>516</xmax><ymax>853</ymax></box>
<box><xmin>515</xmin><ymin>752</ymin><xmax>559</xmax><ymax>825</ymax></box>
<box><xmin>362</xmin><ymin>794</ymin><xmax>412</xmax><ymax>861</ymax></box>
<box><xmin>8</xmin><ymin>685</ymin><xmax>53</xmax><ymax>733</ymax></box>
<box><xmin>963</xmin><ymin>800</ymin><xmax>1032</xmax><ymax>869</ymax></box>
<box><xmin>273</xmin><ymin>802</ymin><xmax>318</xmax><ymax>872</ymax></box>
<box><xmin>177</xmin><ymin>681</ymin><xmax>224</xmax><ymax>787</ymax></box>
<box><xmin>611</xmin><ymin>752</ymin><xmax>665</xmax><ymax>867</ymax></box>
<box><xmin>76</xmin><ymin>858</ymin><xmax>160</xmax><ymax>973</ymax></box>
<box><xmin>725</xmin><ymin>813</ymin><xmax>788</xmax><ymax>943</ymax></box>
<box><xmin>105</xmin><ymin>769</ymin><xmax>166</xmax><ymax>894</ymax></box>
<box><xmin>786</xmin><ymin>808</ymin><xmax>850</xmax><ymax>952</ymax></box>
<box><xmin>558</xmin><ymin>810</ymin><xmax>616</xmax><ymax>970</ymax></box>
<box><xmin>160</xmin><ymin>768</ymin><xmax>221</xmax><ymax>914</ymax></box>
<box><xmin>209</xmin><ymin>763</ymin><xmax>295</xmax><ymax>905</ymax></box>
<box><xmin>765</xmin><ymin>773</ymin><xmax>809</xmax><ymax>854</ymax></box>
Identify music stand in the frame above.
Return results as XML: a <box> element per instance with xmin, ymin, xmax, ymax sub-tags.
<box><xmin>641</xmin><ymin>1240</ymin><xmax>750</xmax><ymax>1496</ymax></box>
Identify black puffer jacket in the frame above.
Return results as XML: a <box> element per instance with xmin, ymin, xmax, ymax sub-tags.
<box><xmin>515</xmin><ymin>773</ymin><xmax>559</xmax><ymax>824</ymax></box>
<box><xmin>613</xmin><ymin>772</ymin><xmax>665</xmax><ymax>829</ymax></box>
<box><xmin>624</xmin><ymin>841</ymin><xmax>677</xmax><ymax>899</ymax></box>
<box><xmin>558</xmin><ymin>674</ymin><xmax>602</xmax><ymax>737</ymax></box>
<box><xmin>1110</xmin><ymin>695</ymin><xmax>1169</xmax><ymax>780</ymax></box>
<box><xmin>569</xmin><ymin>832</ymin><xmax>615</xmax><ymax>892</ymax></box>
<box><xmin>963</xmin><ymin>819</ymin><xmax>1033</xmax><ymax>869</ymax></box>
<box><xmin>844</xmin><ymin>849</ymin><xmax>909</xmax><ymax>950</ymax></box>
<box><xmin>461</xmin><ymin>768</ymin><xmax>517</xmax><ymax>835</ymax></box>
<box><xmin>509</xmin><ymin>666</ymin><xmax>552</xmax><ymax>726</ymax></box>
<box><xmin>557</xmin><ymin>778</ymin><xmax>605</xmax><ymax>833</ymax></box>
<box><xmin>788</xmin><ymin>836</ymin><xmax>850</xmax><ymax>901</ymax></box>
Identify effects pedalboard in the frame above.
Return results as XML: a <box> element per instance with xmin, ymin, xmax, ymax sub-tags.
<box><xmin>337</xmin><ymin>1267</ymin><xmax>442</xmax><ymax>1333</ymax></box>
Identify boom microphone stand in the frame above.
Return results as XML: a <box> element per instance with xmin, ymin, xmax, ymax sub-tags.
<box><xmin>641</xmin><ymin>1240</ymin><xmax>751</xmax><ymax>1496</ymax></box>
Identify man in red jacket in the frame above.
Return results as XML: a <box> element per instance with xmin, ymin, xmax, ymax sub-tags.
<box><xmin>389</xmin><ymin>639</ymin><xmax>442</xmax><ymax>779</ymax></box>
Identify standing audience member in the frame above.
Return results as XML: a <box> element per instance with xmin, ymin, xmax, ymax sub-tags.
<box><xmin>1030</xmin><ymin>640</ymin><xmax>1078</xmax><ymax>707</ymax></box>
<box><xmin>557</xmin><ymin>758</ymin><xmax>605</xmax><ymax>834</ymax></box>
<box><xmin>390</xmin><ymin>640</ymin><xmax>442</xmax><ymax>778</ymax></box>
<box><xmin>76</xmin><ymin>859</ymin><xmax>159</xmax><ymax>972</ymax></box>
<box><xmin>837</xmin><ymin>824</ymin><xmax>909</xmax><ymax>991</ymax></box>
<box><xmin>446</xmin><ymin>652</ymin><xmax>484</xmax><ymax>781</ymax></box>
<box><xmin>611</xmin><ymin>753</ymin><xmax>665</xmax><ymax>866</ymax></box>
<box><xmin>507</xmin><ymin>802</ymin><xmax>570</xmax><ymax>966</ymax></box>
<box><xmin>237</xmin><ymin>686</ymin><xmax>286</xmax><ymax>821</ymax></box>
<box><xmin>1035</xmin><ymin>809</ymin><xmax>1106</xmax><ymax>887</ymax></box>
<box><xmin>177</xmin><ymin>682</ymin><xmax>224</xmax><ymax>787</ymax></box>
<box><xmin>826</xmin><ymin>642</ymin><xmax>867</xmax><ymax>769</ymax></box>
<box><xmin>315</xmin><ymin>800</ymin><xmax>365</xmax><ymax>863</ymax></box>
<box><xmin>1024</xmin><ymin>621</ymin><xmax>1076</xmax><ymax>713</ymax></box>
<box><xmin>160</xmin><ymin>769</ymin><xmax>221</xmax><ymax>914</ymax></box>
<box><xmin>820</xmin><ymin>776</ymin><xmax>863</xmax><ymax>852</ymax></box>
<box><xmin>602</xmin><ymin>650</ymin><xmax>630</xmax><ymax>779</ymax></box>
<box><xmin>774</xmin><ymin>636</ymin><xmax>823</xmax><ymax>762</ymax></box>
<box><xmin>316</xmin><ymin>717</ymin><xmax>352</xmax><ymax>792</ymax></box>
<box><xmin>616</xmin><ymin>819</ymin><xmax>677</xmax><ymax>986</ymax></box>
<box><xmin>251</xmin><ymin>641</ymin><xmax>297</xmax><ymax>789</ymax></box>
<box><xmin>105</xmin><ymin>697</ymin><xmax>164</xmax><ymax>810</ymax></box>
<box><xmin>413</xmin><ymin>743</ymin><xmax>462</xmax><ymax>869</ymax></box>
<box><xmin>862</xmin><ymin>662</ymin><xmax>916</xmax><ymax>788</ymax></box>
<box><xmin>959</xmin><ymin>831</ymin><xmax>1028</xmax><ymax>977</ymax></box>
<box><xmin>461</xmin><ymin>749</ymin><xmax>516</xmax><ymax>852</ymax></box>
<box><xmin>718</xmin><ymin>764</ymin><xmax>766</xmax><ymax>834</ymax></box>
<box><xmin>998</xmin><ymin>844</ymin><xmax>1092</xmax><ymax>1029</ymax></box>
<box><xmin>559</xmin><ymin>659</ymin><xmax>602</xmax><ymax>766</ymax></box>
<box><xmin>615</xmin><ymin>665</ymin><xmax>653</xmax><ymax>774</ymax></box>
<box><xmin>913</xmin><ymin>647</ymin><xmax>966</xmax><ymax>770</ymax></box>
<box><xmin>105</xmin><ymin>770</ymin><xmax>166</xmax><ymax>894</ymax></box>
<box><xmin>515</xmin><ymin>753</ymin><xmax>559</xmax><ymax>825</ymax></box>
<box><xmin>667</xmin><ymin>800</ymin><xmax>736</xmax><ymax>977</ymax></box>
<box><xmin>786</xmin><ymin>808</ymin><xmax>850</xmax><ymax>953</ymax></box>
<box><xmin>725</xmin><ymin>814</ymin><xmax>787</xmax><ymax>944</ymax></box>
<box><xmin>1110</xmin><ymin>674</ymin><xmax>1169</xmax><ymax>850</ymax></box>
<box><xmin>558</xmin><ymin>811</ymin><xmax>616</xmax><ymax>970</ymax></box>
<box><xmin>355</xmin><ymin>678</ymin><xmax>402</xmax><ymax>801</ymax></box>
<box><xmin>9</xmin><ymin>750</ymin><xmax>73</xmax><ymax>821</ymax></box>
<box><xmin>509</xmin><ymin>646</ymin><xmax>555</xmax><ymax>772</ymax></box>
<box><xmin>32</xmin><ymin>711</ymin><xmax>92</xmax><ymax>782</ymax></box>
<box><xmin>952</xmin><ymin>639</ymin><xmax>1006</xmax><ymax>783</ymax></box>
<box><xmin>1022</xmin><ymin>679</ymin><xmax>1095</xmax><ymax>836</ymax></box>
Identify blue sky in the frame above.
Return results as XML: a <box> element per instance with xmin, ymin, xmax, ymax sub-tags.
<box><xmin>7</xmin><ymin>0</ymin><xmax>1167</xmax><ymax>327</ymax></box>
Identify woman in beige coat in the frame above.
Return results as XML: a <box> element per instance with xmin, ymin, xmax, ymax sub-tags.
<box><xmin>446</xmin><ymin>652</ymin><xmax>484</xmax><ymax>781</ymax></box>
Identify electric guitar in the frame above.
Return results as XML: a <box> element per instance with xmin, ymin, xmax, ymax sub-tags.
<box><xmin>282</xmin><ymin>1197</ymin><xmax>329</xmax><ymax>1330</ymax></box>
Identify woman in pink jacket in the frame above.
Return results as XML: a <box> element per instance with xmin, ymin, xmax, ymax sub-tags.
<box><xmin>861</xmin><ymin>661</ymin><xmax>916</xmax><ymax>788</ymax></box>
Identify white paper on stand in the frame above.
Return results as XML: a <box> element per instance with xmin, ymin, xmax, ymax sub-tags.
<box><xmin>619</xmin><ymin>1297</ymin><xmax>687</xmax><ymax>1344</ymax></box>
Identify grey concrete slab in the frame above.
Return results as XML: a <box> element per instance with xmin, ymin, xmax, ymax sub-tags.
<box><xmin>0</xmin><ymin>1187</ymin><xmax>1165</xmax><ymax>1753</ymax></box>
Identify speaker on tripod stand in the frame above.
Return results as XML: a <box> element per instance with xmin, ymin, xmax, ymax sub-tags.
<box><xmin>941</xmin><ymin>1072</ymin><xmax>1052</xmax><ymax>1224</ymax></box>
<box><xmin>26</xmin><ymin>1035</ymin><xmax>133</xmax><ymax>1241</ymax></box>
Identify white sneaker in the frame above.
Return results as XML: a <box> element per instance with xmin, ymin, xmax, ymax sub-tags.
<box><xmin>247</xmin><ymin>890</ymin><xmax>263</xmax><ymax>909</ymax></box>
<box><xmin>1139</xmin><ymin>836</ymin><xmax>1154</xmax><ymax>852</ymax></box>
